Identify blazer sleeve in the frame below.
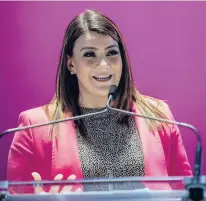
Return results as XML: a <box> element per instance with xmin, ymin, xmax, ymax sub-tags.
<box><xmin>165</xmin><ymin>105</ymin><xmax>193</xmax><ymax>177</ymax></box>
<box><xmin>7</xmin><ymin>112</ymin><xmax>35</xmax><ymax>194</ymax></box>
<box><xmin>169</xmin><ymin>122</ymin><xmax>193</xmax><ymax>177</ymax></box>
<box><xmin>163</xmin><ymin>103</ymin><xmax>193</xmax><ymax>189</ymax></box>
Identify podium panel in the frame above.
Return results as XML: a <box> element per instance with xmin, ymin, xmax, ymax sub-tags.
<box><xmin>0</xmin><ymin>176</ymin><xmax>205</xmax><ymax>201</ymax></box>
<box><xmin>7</xmin><ymin>189</ymin><xmax>188</xmax><ymax>201</ymax></box>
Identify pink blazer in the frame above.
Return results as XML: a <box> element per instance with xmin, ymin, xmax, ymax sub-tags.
<box><xmin>7</xmin><ymin>100</ymin><xmax>192</xmax><ymax>193</ymax></box>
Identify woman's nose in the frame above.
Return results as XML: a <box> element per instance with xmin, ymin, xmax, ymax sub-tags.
<box><xmin>98</xmin><ymin>58</ymin><xmax>110</xmax><ymax>68</ymax></box>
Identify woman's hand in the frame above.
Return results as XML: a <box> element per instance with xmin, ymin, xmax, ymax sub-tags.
<box><xmin>31</xmin><ymin>172</ymin><xmax>82</xmax><ymax>194</ymax></box>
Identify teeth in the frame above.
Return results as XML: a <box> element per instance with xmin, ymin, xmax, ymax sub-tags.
<box><xmin>94</xmin><ymin>75</ymin><xmax>111</xmax><ymax>80</ymax></box>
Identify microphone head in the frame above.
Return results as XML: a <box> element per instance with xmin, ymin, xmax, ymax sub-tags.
<box><xmin>108</xmin><ymin>85</ymin><xmax>118</xmax><ymax>99</ymax></box>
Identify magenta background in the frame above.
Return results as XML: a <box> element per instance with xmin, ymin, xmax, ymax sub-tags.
<box><xmin>0</xmin><ymin>2</ymin><xmax>206</xmax><ymax>180</ymax></box>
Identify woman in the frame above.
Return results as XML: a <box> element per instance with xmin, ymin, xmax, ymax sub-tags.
<box><xmin>7</xmin><ymin>9</ymin><xmax>192</xmax><ymax>194</ymax></box>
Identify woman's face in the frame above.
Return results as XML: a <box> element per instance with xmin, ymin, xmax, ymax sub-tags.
<box><xmin>68</xmin><ymin>31</ymin><xmax>122</xmax><ymax>101</ymax></box>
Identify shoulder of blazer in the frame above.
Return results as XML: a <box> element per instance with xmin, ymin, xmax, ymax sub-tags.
<box><xmin>19</xmin><ymin>105</ymin><xmax>49</xmax><ymax>123</ymax></box>
<box><xmin>17</xmin><ymin>105</ymin><xmax>53</xmax><ymax>141</ymax></box>
<box><xmin>139</xmin><ymin>95</ymin><xmax>177</xmax><ymax>140</ymax></box>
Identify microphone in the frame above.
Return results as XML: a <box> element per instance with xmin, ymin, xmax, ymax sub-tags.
<box><xmin>107</xmin><ymin>85</ymin><xmax>204</xmax><ymax>201</ymax></box>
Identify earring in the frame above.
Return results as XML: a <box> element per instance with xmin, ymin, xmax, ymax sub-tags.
<box><xmin>69</xmin><ymin>64</ymin><xmax>74</xmax><ymax>75</ymax></box>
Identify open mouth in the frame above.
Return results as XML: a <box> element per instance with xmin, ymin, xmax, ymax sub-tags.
<box><xmin>93</xmin><ymin>75</ymin><xmax>112</xmax><ymax>81</ymax></box>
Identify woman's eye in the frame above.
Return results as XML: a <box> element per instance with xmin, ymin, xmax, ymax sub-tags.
<box><xmin>83</xmin><ymin>52</ymin><xmax>96</xmax><ymax>57</ymax></box>
<box><xmin>107</xmin><ymin>50</ymin><xmax>119</xmax><ymax>56</ymax></box>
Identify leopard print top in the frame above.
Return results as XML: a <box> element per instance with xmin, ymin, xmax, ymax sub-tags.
<box><xmin>76</xmin><ymin>107</ymin><xmax>145</xmax><ymax>191</ymax></box>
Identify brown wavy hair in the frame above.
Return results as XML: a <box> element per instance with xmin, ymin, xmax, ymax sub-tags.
<box><xmin>45</xmin><ymin>9</ymin><xmax>170</xmax><ymax>137</ymax></box>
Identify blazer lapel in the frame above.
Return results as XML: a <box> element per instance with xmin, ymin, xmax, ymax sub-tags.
<box><xmin>51</xmin><ymin>120</ymin><xmax>83</xmax><ymax>180</ymax></box>
<box><xmin>131</xmin><ymin>102</ymin><xmax>171</xmax><ymax>189</ymax></box>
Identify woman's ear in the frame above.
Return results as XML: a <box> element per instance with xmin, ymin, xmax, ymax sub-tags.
<box><xmin>66</xmin><ymin>55</ymin><xmax>76</xmax><ymax>75</ymax></box>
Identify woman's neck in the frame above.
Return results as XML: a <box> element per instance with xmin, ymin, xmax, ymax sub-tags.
<box><xmin>78</xmin><ymin>93</ymin><xmax>108</xmax><ymax>108</ymax></box>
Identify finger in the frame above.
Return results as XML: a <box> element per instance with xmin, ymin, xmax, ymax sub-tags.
<box><xmin>67</xmin><ymin>175</ymin><xmax>76</xmax><ymax>180</ymax></box>
<box><xmin>31</xmin><ymin>172</ymin><xmax>43</xmax><ymax>194</ymax></box>
<box><xmin>49</xmin><ymin>174</ymin><xmax>63</xmax><ymax>194</ymax></box>
<box><xmin>61</xmin><ymin>174</ymin><xmax>76</xmax><ymax>193</ymax></box>
<box><xmin>32</xmin><ymin>172</ymin><xmax>42</xmax><ymax>180</ymax></box>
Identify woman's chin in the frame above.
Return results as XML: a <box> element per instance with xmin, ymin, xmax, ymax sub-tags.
<box><xmin>92</xmin><ymin>87</ymin><xmax>111</xmax><ymax>97</ymax></box>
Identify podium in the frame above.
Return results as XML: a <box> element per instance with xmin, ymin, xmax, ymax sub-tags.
<box><xmin>0</xmin><ymin>176</ymin><xmax>205</xmax><ymax>201</ymax></box>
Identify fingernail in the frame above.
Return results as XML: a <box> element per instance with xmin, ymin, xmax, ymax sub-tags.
<box><xmin>31</xmin><ymin>172</ymin><xmax>38</xmax><ymax>178</ymax></box>
<box><xmin>55</xmin><ymin>174</ymin><xmax>63</xmax><ymax>179</ymax></box>
<box><xmin>68</xmin><ymin>174</ymin><xmax>76</xmax><ymax>180</ymax></box>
